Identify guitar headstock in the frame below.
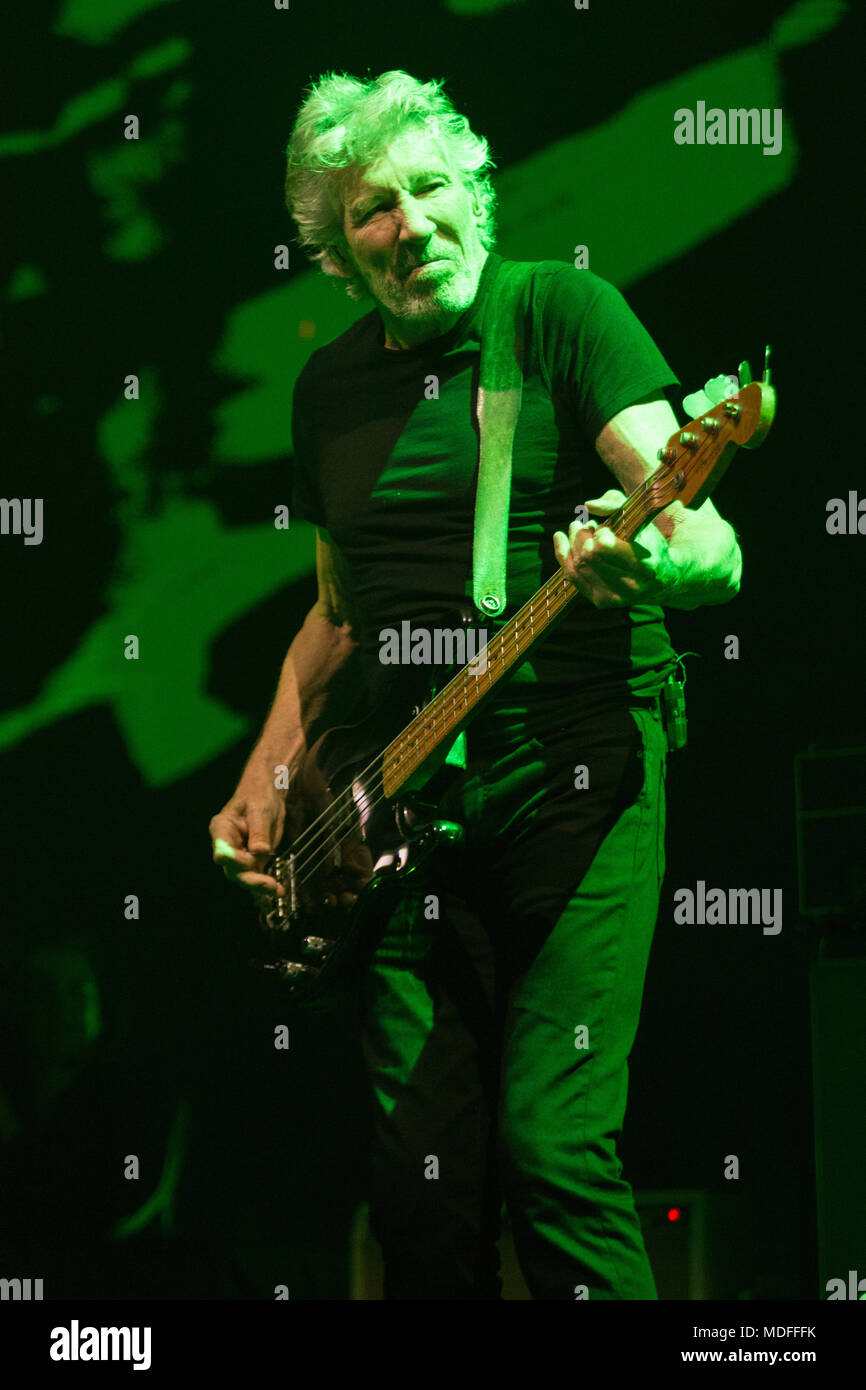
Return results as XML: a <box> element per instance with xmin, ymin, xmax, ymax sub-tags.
<box><xmin>648</xmin><ymin>379</ymin><xmax>776</xmax><ymax>515</ymax></box>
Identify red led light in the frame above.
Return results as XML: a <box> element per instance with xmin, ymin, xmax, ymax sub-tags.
<box><xmin>666</xmin><ymin>1206</ymin><xmax>681</xmax><ymax>1222</ymax></box>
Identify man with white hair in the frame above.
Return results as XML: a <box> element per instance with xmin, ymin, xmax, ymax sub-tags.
<box><xmin>210</xmin><ymin>70</ymin><xmax>741</xmax><ymax>1300</ymax></box>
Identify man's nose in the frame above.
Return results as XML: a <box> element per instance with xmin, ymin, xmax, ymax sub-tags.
<box><xmin>395</xmin><ymin>196</ymin><xmax>437</xmax><ymax>240</ymax></box>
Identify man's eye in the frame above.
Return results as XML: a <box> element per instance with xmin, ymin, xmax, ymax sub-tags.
<box><xmin>358</xmin><ymin>182</ymin><xmax>444</xmax><ymax>221</ymax></box>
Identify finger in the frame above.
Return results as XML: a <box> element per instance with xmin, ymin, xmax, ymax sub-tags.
<box><xmin>209</xmin><ymin>815</ymin><xmax>246</xmax><ymax>848</ymax></box>
<box><xmin>246</xmin><ymin>813</ymin><xmax>277</xmax><ymax>856</ymax></box>
<box><xmin>585</xmin><ymin>489</ymin><xmax>626</xmax><ymax>515</ymax></box>
<box><xmin>579</xmin><ymin>550</ymin><xmax>642</xmax><ymax>593</ymax></box>
<box><xmin>576</xmin><ymin>538</ymin><xmax>644</xmax><ymax>601</ymax></box>
<box><xmin>580</xmin><ymin>528</ymin><xmax>636</xmax><ymax>569</ymax></box>
<box><xmin>557</xmin><ymin>527</ymin><xmax>596</xmax><ymax>581</ymax></box>
<box><xmin>252</xmin><ymin>884</ymin><xmax>284</xmax><ymax>911</ymax></box>
<box><xmin>225</xmin><ymin>868</ymin><xmax>285</xmax><ymax>897</ymax></box>
<box><xmin>585</xmin><ymin>524</ymin><xmax>619</xmax><ymax>550</ymax></box>
<box><xmin>567</xmin><ymin>518</ymin><xmax>596</xmax><ymax>543</ymax></box>
<box><xmin>555</xmin><ymin>530</ymin><xmax>595</xmax><ymax>586</ymax></box>
<box><xmin>213</xmin><ymin>837</ymin><xmax>267</xmax><ymax>871</ymax></box>
<box><xmin>565</xmin><ymin>537</ymin><xmax>637</xmax><ymax>606</ymax></box>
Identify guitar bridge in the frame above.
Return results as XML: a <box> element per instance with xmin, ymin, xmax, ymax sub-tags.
<box><xmin>284</xmin><ymin>851</ymin><xmax>299</xmax><ymax>915</ymax></box>
<box><xmin>262</xmin><ymin>849</ymin><xmax>298</xmax><ymax>931</ymax></box>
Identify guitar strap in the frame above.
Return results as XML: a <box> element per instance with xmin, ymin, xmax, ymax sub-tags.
<box><xmin>472</xmin><ymin>259</ymin><xmax>535</xmax><ymax>619</ymax></box>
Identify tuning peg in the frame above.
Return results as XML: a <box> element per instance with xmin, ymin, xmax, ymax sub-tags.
<box><xmin>738</xmin><ymin>359</ymin><xmax>752</xmax><ymax>387</ymax></box>
<box><xmin>701</xmin><ymin>375</ymin><xmax>738</xmax><ymax>407</ymax></box>
<box><xmin>762</xmin><ymin>344</ymin><xmax>773</xmax><ymax>385</ymax></box>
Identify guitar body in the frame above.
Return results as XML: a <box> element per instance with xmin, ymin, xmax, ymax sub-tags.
<box><xmin>249</xmin><ymin>690</ymin><xmax>465</xmax><ymax>1008</ymax></box>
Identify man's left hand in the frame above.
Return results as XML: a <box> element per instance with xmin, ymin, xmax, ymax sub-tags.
<box><xmin>553</xmin><ymin>489</ymin><xmax>679</xmax><ymax>609</ymax></box>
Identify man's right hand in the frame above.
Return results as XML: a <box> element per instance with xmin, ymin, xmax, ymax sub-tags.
<box><xmin>209</xmin><ymin>780</ymin><xmax>289</xmax><ymax>906</ymax></box>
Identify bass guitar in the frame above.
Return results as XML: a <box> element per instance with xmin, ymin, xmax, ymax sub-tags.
<box><xmin>248</xmin><ymin>368</ymin><xmax>776</xmax><ymax>1007</ymax></box>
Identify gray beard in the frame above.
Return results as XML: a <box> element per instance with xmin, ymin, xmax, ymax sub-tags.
<box><xmin>372</xmin><ymin>255</ymin><xmax>483</xmax><ymax>329</ymax></box>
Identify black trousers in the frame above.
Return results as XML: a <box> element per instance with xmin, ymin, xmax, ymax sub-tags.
<box><xmin>360</xmin><ymin>703</ymin><xmax>667</xmax><ymax>1299</ymax></box>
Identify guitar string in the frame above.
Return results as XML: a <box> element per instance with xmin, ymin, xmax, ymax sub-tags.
<box><xmin>277</xmin><ymin>407</ymin><xmax>734</xmax><ymax>888</ymax></box>
<box><xmin>281</xmin><ymin>469</ymin><xmax>704</xmax><ymax>888</ymax></box>
<box><xmin>281</xmin><ymin>480</ymin><xmax>671</xmax><ymax>887</ymax></box>
<box><xmin>284</xmin><ymin>422</ymin><xmax>739</xmax><ymax>889</ymax></box>
<box><xmin>284</xmin><ymin>392</ymin><xmax>744</xmax><ymax>882</ymax></box>
<box><xmin>278</xmin><ymin>560</ymin><xmax>583</xmax><ymax>867</ymax></box>
<box><xmin>283</xmin><ymin>574</ymin><xmax>581</xmax><ymax>888</ymax></box>
<box><xmin>283</xmin><ymin>549</ymin><xmax>596</xmax><ymax>881</ymax></box>
<box><xmin>282</xmin><ymin>485</ymin><xmax>683</xmax><ymax>888</ymax></box>
<box><xmin>259</xmin><ymin>402</ymin><xmax>749</xmax><ymax>923</ymax></box>
<box><xmin>278</xmin><ymin>482</ymin><xmax>657</xmax><ymax>877</ymax></box>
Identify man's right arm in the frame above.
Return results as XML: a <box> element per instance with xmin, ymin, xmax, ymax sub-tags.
<box><xmin>208</xmin><ymin>527</ymin><xmax>359</xmax><ymax>901</ymax></box>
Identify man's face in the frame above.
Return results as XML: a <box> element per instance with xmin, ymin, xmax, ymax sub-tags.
<box><xmin>338</xmin><ymin>128</ymin><xmax>488</xmax><ymax>335</ymax></box>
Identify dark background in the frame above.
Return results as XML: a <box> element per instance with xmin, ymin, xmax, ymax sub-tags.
<box><xmin>1</xmin><ymin>0</ymin><xmax>862</xmax><ymax>1299</ymax></box>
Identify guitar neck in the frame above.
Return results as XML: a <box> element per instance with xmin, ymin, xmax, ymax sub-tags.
<box><xmin>380</xmin><ymin>479</ymin><xmax>659</xmax><ymax>797</ymax></box>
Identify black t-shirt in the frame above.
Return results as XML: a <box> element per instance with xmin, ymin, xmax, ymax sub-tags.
<box><xmin>290</xmin><ymin>250</ymin><xmax>680</xmax><ymax>753</ymax></box>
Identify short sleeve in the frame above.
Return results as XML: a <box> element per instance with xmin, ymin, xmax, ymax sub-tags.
<box><xmin>290</xmin><ymin>359</ymin><xmax>327</xmax><ymax>527</ymax></box>
<box><xmin>539</xmin><ymin>268</ymin><xmax>679</xmax><ymax>444</ymax></box>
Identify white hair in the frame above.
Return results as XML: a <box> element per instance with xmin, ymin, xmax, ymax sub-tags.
<box><xmin>284</xmin><ymin>69</ymin><xmax>498</xmax><ymax>299</ymax></box>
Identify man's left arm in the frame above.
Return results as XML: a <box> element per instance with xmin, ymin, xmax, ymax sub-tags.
<box><xmin>554</xmin><ymin>391</ymin><xmax>742</xmax><ymax>611</ymax></box>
